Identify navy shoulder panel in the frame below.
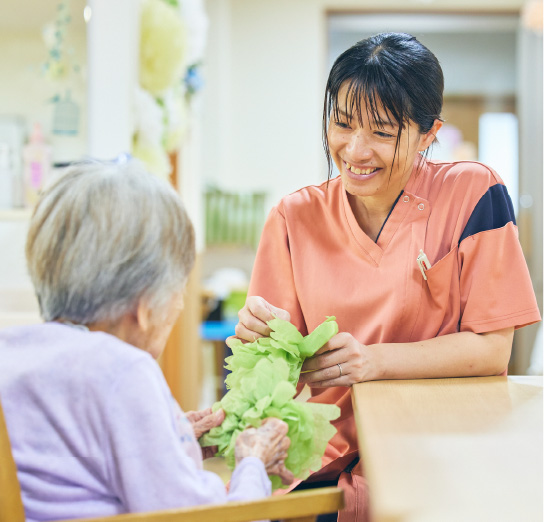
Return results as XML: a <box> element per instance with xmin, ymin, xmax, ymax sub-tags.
<box><xmin>459</xmin><ymin>184</ymin><xmax>516</xmax><ymax>245</ymax></box>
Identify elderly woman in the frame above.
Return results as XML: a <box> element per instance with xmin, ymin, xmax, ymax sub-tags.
<box><xmin>0</xmin><ymin>159</ymin><xmax>292</xmax><ymax>522</ymax></box>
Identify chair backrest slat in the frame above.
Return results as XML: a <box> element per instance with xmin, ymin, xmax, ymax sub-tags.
<box><xmin>0</xmin><ymin>399</ymin><xmax>26</xmax><ymax>522</ymax></box>
<box><xmin>60</xmin><ymin>487</ymin><xmax>344</xmax><ymax>522</ymax></box>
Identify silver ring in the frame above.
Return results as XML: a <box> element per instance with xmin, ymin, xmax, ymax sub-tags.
<box><xmin>337</xmin><ymin>363</ymin><xmax>343</xmax><ymax>377</ymax></box>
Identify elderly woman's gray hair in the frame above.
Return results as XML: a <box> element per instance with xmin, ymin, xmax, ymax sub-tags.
<box><xmin>26</xmin><ymin>158</ymin><xmax>195</xmax><ymax>324</ymax></box>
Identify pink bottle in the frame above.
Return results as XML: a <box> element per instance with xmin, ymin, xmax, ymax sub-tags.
<box><xmin>23</xmin><ymin>123</ymin><xmax>52</xmax><ymax>207</ymax></box>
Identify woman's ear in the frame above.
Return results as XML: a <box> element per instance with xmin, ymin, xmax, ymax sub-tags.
<box><xmin>135</xmin><ymin>300</ymin><xmax>152</xmax><ymax>332</ymax></box>
<box><xmin>420</xmin><ymin>119</ymin><xmax>443</xmax><ymax>151</ymax></box>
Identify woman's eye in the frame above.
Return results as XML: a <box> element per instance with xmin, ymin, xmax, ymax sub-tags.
<box><xmin>375</xmin><ymin>131</ymin><xmax>394</xmax><ymax>138</ymax></box>
<box><xmin>334</xmin><ymin>121</ymin><xmax>350</xmax><ymax>129</ymax></box>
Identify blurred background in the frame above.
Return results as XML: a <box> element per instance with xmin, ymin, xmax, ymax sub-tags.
<box><xmin>0</xmin><ymin>0</ymin><xmax>542</xmax><ymax>411</ymax></box>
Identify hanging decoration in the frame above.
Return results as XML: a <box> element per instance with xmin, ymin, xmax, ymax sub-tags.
<box><xmin>139</xmin><ymin>0</ymin><xmax>187</xmax><ymax>94</ymax></box>
<box><xmin>132</xmin><ymin>0</ymin><xmax>208</xmax><ymax>179</ymax></box>
<box><xmin>41</xmin><ymin>0</ymin><xmax>82</xmax><ymax>136</ymax></box>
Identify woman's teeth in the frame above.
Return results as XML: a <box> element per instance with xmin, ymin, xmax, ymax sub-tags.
<box><xmin>345</xmin><ymin>163</ymin><xmax>378</xmax><ymax>175</ymax></box>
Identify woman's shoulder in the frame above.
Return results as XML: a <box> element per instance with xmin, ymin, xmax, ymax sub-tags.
<box><xmin>1</xmin><ymin>323</ymin><xmax>157</xmax><ymax>380</ymax></box>
<box><xmin>0</xmin><ymin>323</ymin><xmax>165</xmax><ymax>416</ymax></box>
<box><xmin>422</xmin><ymin>159</ymin><xmax>506</xmax><ymax>204</ymax></box>
<box><xmin>424</xmin><ymin>159</ymin><xmax>504</xmax><ymax>187</ymax></box>
<box><xmin>274</xmin><ymin>177</ymin><xmax>343</xmax><ymax>216</ymax></box>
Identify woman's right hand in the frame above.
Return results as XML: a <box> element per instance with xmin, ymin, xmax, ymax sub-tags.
<box><xmin>226</xmin><ymin>296</ymin><xmax>290</xmax><ymax>347</ymax></box>
<box><xmin>234</xmin><ymin>417</ymin><xmax>294</xmax><ymax>486</ymax></box>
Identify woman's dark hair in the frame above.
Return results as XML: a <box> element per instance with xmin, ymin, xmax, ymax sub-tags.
<box><xmin>323</xmin><ymin>32</ymin><xmax>444</xmax><ymax>178</ymax></box>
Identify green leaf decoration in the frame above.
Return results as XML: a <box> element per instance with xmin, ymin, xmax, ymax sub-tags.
<box><xmin>199</xmin><ymin>316</ymin><xmax>340</xmax><ymax>490</ymax></box>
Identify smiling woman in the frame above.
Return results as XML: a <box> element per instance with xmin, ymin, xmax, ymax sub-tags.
<box><xmin>323</xmin><ymin>34</ymin><xmax>444</xmax><ymax>241</ymax></box>
<box><xmin>228</xmin><ymin>32</ymin><xmax>541</xmax><ymax>522</ymax></box>
<box><xmin>327</xmin><ymin>93</ymin><xmax>440</xmax><ymax>241</ymax></box>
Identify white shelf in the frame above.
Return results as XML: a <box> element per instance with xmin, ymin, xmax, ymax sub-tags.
<box><xmin>0</xmin><ymin>208</ymin><xmax>32</xmax><ymax>221</ymax></box>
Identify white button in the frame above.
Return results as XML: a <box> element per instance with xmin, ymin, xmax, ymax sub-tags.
<box><xmin>418</xmin><ymin>203</ymin><xmax>425</xmax><ymax>210</ymax></box>
<box><xmin>403</xmin><ymin>195</ymin><xmax>410</xmax><ymax>203</ymax></box>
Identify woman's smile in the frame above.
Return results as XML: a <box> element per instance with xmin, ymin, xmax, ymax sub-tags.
<box><xmin>344</xmin><ymin>161</ymin><xmax>381</xmax><ymax>181</ymax></box>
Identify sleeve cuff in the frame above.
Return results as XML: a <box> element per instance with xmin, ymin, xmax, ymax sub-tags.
<box><xmin>228</xmin><ymin>457</ymin><xmax>272</xmax><ymax>501</ymax></box>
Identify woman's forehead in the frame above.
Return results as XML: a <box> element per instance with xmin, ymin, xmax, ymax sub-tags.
<box><xmin>332</xmin><ymin>81</ymin><xmax>405</xmax><ymax>127</ymax></box>
<box><xmin>333</xmin><ymin>97</ymin><xmax>396</xmax><ymax>127</ymax></box>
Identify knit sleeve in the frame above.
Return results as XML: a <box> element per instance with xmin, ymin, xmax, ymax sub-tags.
<box><xmin>104</xmin><ymin>357</ymin><xmax>270</xmax><ymax>512</ymax></box>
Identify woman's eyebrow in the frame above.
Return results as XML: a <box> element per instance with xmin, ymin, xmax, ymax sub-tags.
<box><xmin>336</xmin><ymin>109</ymin><xmax>351</xmax><ymax>119</ymax></box>
<box><xmin>335</xmin><ymin>108</ymin><xmax>397</xmax><ymax>128</ymax></box>
<box><xmin>372</xmin><ymin>118</ymin><xmax>396</xmax><ymax>128</ymax></box>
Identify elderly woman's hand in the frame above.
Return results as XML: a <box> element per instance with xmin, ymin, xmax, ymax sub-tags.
<box><xmin>226</xmin><ymin>296</ymin><xmax>290</xmax><ymax>347</ymax></box>
<box><xmin>299</xmin><ymin>332</ymin><xmax>377</xmax><ymax>387</ymax></box>
<box><xmin>186</xmin><ymin>408</ymin><xmax>225</xmax><ymax>459</ymax></box>
<box><xmin>235</xmin><ymin>417</ymin><xmax>294</xmax><ymax>486</ymax></box>
<box><xmin>186</xmin><ymin>407</ymin><xmax>225</xmax><ymax>438</ymax></box>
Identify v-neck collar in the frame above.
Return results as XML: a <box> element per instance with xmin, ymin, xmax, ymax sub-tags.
<box><xmin>341</xmin><ymin>159</ymin><xmax>428</xmax><ymax>265</ymax></box>
<box><xmin>375</xmin><ymin>190</ymin><xmax>404</xmax><ymax>243</ymax></box>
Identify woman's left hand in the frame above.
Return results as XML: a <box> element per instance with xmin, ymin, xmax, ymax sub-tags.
<box><xmin>299</xmin><ymin>332</ymin><xmax>377</xmax><ymax>387</ymax></box>
<box><xmin>186</xmin><ymin>408</ymin><xmax>225</xmax><ymax>459</ymax></box>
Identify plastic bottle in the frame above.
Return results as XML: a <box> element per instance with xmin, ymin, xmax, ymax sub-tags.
<box><xmin>22</xmin><ymin>123</ymin><xmax>52</xmax><ymax>207</ymax></box>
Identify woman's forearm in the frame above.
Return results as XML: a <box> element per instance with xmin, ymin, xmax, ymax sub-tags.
<box><xmin>370</xmin><ymin>328</ymin><xmax>514</xmax><ymax>381</ymax></box>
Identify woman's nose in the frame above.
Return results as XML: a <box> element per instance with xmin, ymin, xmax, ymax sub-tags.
<box><xmin>346</xmin><ymin>131</ymin><xmax>372</xmax><ymax>159</ymax></box>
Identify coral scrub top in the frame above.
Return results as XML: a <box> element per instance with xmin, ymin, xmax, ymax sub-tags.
<box><xmin>248</xmin><ymin>158</ymin><xmax>541</xmax><ymax>482</ymax></box>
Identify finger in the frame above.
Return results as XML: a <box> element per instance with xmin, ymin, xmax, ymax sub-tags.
<box><xmin>261</xmin><ymin>418</ymin><xmax>289</xmax><ymax>437</ymax></box>
<box><xmin>312</xmin><ymin>340</ymin><xmax>336</xmax><ymax>357</ymax></box>
<box><xmin>279</xmin><ymin>466</ymin><xmax>295</xmax><ymax>485</ymax></box>
<box><xmin>307</xmin><ymin>376</ymin><xmax>352</xmax><ymax>388</ymax></box>
<box><xmin>300</xmin><ymin>363</ymin><xmax>346</xmax><ymax>384</ymax></box>
<box><xmin>203</xmin><ymin>409</ymin><xmax>225</xmax><ymax>429</ymax></box>
<box><xmin>239</xmin><ymin>299</ymin><xmax>273</xmax><ymax>334</ymax></box>
<box><xmin>240</xmin><ymin>427</ymin><xmax>258</xmax><ymax>438</ymax></box>
<box><xmin>188</xmin><ymin>407</ymin><xmax>212</xmax><ymax>422</ymax></box>
<box><xmin>211</xmin><ymin>408</ymin><xmax>225</xmax><ymax>426</ymax></box>
<box><xmin>301</xmin><ymin>349</ymin><xmax>342</xmax><ymax>372</ymax></box>
<box><xmin>185</xmin><ymin>411</ymin><xmax>198</xmax><ymax>423</ymax></box>
<box><xmin>273</xmin><ymin>436</ymin><xmax>290</xmax><ymax>455</ymax></box>
<box><xmin>245</xmin><ymin>296</ymin><xmax>277</xmax><ymax>323</ymax></box>
<box><xmin>193</xmin><ymin>409</ymin><xmax>225</xmax><ymax>438</ymax></box>
<box><xmin>312</xmin><ymin>332</ymin><xmax>350</xmax><ymax>356</ymax></box>
<box><xmin>264</xmin><ymin>303</ymin><xmax>291</xmax><ymax>322</ymax></box>
<box><xmin>234</xmin><ymin>320</ymin><xmax>268</xmax><ymax>342</ymax></box>
<box><xmin>245</xmin><ymin>297</ymin><xmax>291</xmax><ymax>329</ymax></box>
<box><xmin>281</xmin><ymin>436</ymin><xmax>291</xmax><ymax>450</ymax></box>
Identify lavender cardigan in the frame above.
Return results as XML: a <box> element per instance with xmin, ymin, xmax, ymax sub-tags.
<box><xmin>0</xmin><ymin>323</ymin><xmax>270</xmax><ymax>522</ymax></box>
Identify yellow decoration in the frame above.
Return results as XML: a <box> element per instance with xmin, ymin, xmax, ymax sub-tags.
<box><xmin>132</xmin><ymin>139</ymin><xmax>172</xmax><ymax>181</ymax></box>
<box><xmin>140</xmin><ymin>0</ymin><xmax>187</xmax><ymax>94</ymax></box>
<box><xmin>163</xmin><ymin>88</ymin><xmax>188</xmax><ymax>152</ymax></box>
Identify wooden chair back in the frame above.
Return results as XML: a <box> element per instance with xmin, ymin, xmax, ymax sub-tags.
<box><xmin>0</xmin><ymin>399</ymin><xmax>26</xmax><ymax>522</ymax></box>
<box><xmin>0</xmin><ymin>399</ymin><xmax>343</xmax><ymax>522</ymax></box>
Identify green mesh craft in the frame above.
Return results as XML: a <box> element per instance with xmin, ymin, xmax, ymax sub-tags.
<box><xmin>199</xmin><ymin>316</ymin><xmax>341</xmax><ymax>490</ymax></box>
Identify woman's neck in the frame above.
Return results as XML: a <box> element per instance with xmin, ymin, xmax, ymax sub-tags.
<box><xmin>348</xmin><ymin>192</ymin><xmax>401</xmax><ymax>242</ymax></box>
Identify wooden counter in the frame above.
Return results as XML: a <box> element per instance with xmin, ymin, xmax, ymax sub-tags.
<box><xmin>351</xmin><ymin>376</ymin><xmax>543</xmax><ymax>522</ymax></box>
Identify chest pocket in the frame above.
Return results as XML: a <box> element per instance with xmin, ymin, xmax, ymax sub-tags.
<box><xmin>409</xmin><ymin>247</ymin><xmax>461</xmax><ymax>340</ymax></box>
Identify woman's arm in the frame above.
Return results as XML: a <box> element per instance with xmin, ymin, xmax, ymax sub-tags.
<box><xmin>300</xmin><ymin>327</ymin><xmax>514</xmax><ymax>387</ymax></box>
<box><xmin>106</xmin><ymin>358</ymin><xmax>274</xmax><ymax>511</ymax></box>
